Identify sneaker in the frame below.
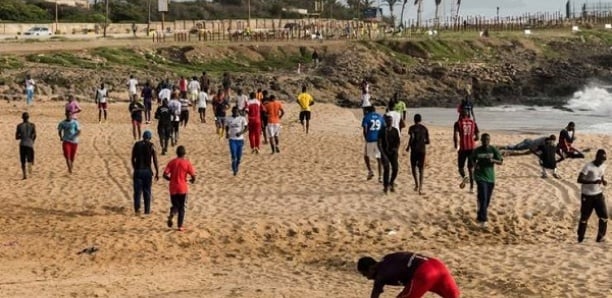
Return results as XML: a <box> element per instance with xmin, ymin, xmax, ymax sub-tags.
<box><xmin>275</xmin><ymin>147</ymin><xmax>280</xmax><ymax>153</ymax></box>
<box><xmin>541</xmin><ymin>173</ymin><xmax>548</xmax><ymax>179</ymax></box>
<box><xmin>390</xmin><ymin>185</ymin><xmax>395</xmax><ymax>192</ymax></box>
<box><xmin>167</xmin><ymin>215</ymin><xmax>173</xmax><ymax>228</ymax></box>
<box><xmin>383</xmin><ymin>187</ymin><xmax>388</xmax><ymax>194</ymax></box>
<box><xmin>459</xmin><ymin>176</ymin><xmax>469</xmax><ymax>189</ymax></box>
<box><xmin>479</xmin><ymin>221</ymin><xmax>488</xmax><ymax>229</ymax></box>
<box><xmin>367</xmin><ymin>171</ymin><xmax>374</xmax><ymax>180</ymax></box>
<box><xmin>378</xmin><ymin>177</ymin><xmax>383</xmax><ymax>183</ymax></box>
<box><xmin>553</xmin><ymin>173</ymin><xmax>561</xmax><ymax>179</ymax></box>
<box><xmin>596</xmin><ymin>237</ymin><xmax>606</xmax><ymax>243</ymax></box>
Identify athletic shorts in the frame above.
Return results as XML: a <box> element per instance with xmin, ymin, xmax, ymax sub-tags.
<box><xmin>98</xmin><ymin>102</ymin><xmax>108</xmax><ymax>110</ymax></box>
<box><xmin>267</xmin><ymin>123</ymin><xmax>281</xmax><ymax>137</ymax></box>
<box><xmin>215</xmin><ymin>116</ymin><xmax>225</xmax><ymax>126</ymax></box>
<box><xmin>198</xmin><ymin>107</ymin><xmax>206</xmax><ymax>113</ymax></box>
<box><xmin>401</xmin><ymin>258</ymin><xmax>460</xmax><ymax>298</ymax></box>
<box><xmin>62</xmin><ymin>141</ymin><xmax>78</xmax><ymax>161</ymax></box>
<box><xmin>189</xmin><ymin>91</ymin><xmax>199</xmax><ymax>103</ymax></box>
<box><xmin>19</xmin><ymin>146</ymin><xmax>34</xmax><ymax>165</ymax></box>
<box><xmin>411</xmin><ymin>151</ymin><xmax>426</xmax><ymax>168</ymax></box>
<box><xmin>299</xmin><ymin>111</ymin><xmax>311</xmax><ymax>122</ymax></box>
<box><xmin>365</xmin><ymin>142</ymin><xmax>381</xmax><ymax>158</ymax></box>
<box><xmin>458</xmin><ymin>150</ymin><xmax>474</xmax><ymax>169</ymax></box>
<box><xmin>132</xmin><ymin>119</ymin><xmax>142</xmax><ymax>126</ymax></box>
<box><xmin>180</xmin><ymin>110</ymin><xmax>189</xmax><ymax>123</ymax></box>
<box><xmin>144</xmin><ymin>100</ymin><xmax>152</xmax><ymax>111</ymax></box>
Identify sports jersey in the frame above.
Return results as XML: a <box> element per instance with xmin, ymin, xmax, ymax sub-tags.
<box><xmin>362</xmin><ymin>112</ymin><xmax>385</xmax><ymax>142</ymax></box>
<box><xmin>226</xmin><ymin>116</ymin><xmax>247</xmax><ymax>140</ymax></box>
<box><xmin>454</xmin><ymin>117</ymin><xmax>479</xmax><ymax>151</ymax></box>
<box><xmin>246</xmin><ymin>99</ymin><xmax>261</xmax><ymax>122</ymax></box>
<box><xmin>297</xmin><ymin>92</ymin><xmax>314</xmax><ymax>111</ymax></box>
<box><xmin>264</xmin><ymin>100</ymin><xmax>283</xmax><ymax>124</ymax></box>
<box><xmin>163</xmin><ymin>158</ymin><xmax>195</xmax><ymax>195</ymax></box>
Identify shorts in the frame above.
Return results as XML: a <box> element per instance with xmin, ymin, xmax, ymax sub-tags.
<box><xmin>189</xmin><ymin>91</ymin><xmax>199</xmax><ymax>103</ymax></box>
<box><xmin>215</xmin><ymin>116</ymin><xmax>225</xmax><ymax>126</ymax></box>
<box><xmin>62</xmin><ymin>141</ymin><xmax>78</xmax><ymax>161</ymax></box>
<box><xmin>458</xmin><ymin>150</ymin><xmax>474</xmax><ymax>169</ymax></box>
<box><xmin>401</xmin><ymin>258</ymin><xmax>460</xmax><ymax>298</ymax></box>
<box><xmin>267</xmin><ymin>123</ymin><xmax>281</xmax><ymax>137</ymax></box>
<box><xmin>180</xmin><ymin>90</ymin><xmax>187</xmax><ymax>98</ymax></box>
<box><xmin>98</xmin><ymin>102</ymin><xmax>108</xmax><ymax>110</ymax></box>
<box><xmin>299</xmin><ymin>111</ymin><xmax>311</xmax><ymax>122</ymax></box>
<box><xmin>180</xmin><ymin>110</ymin><xmax>189</xmax><ymax>123</ymax></box>
<box><xmin>144</xmin><ymin>99</ymin><xmax>152</xmax><ymax>111</ymax></box>
<box><xmin>365</xmin><ymin>142</ymin><xmax>381</xmax><ymax>158</ymax></box>
<box><xmin>132</xmin><ymin>119</ymin><xmax>142</xmax><ymax>126</ymax></box>
<box><xmin>198</xmin><ymin>107</ymin><xmax>206</xmax><ymax>113</ymax></box>
<box><xmin>411</xmin><ymin>151</ymin><xmax>426</xmax><ymax>168</ymax></box>
<box><xmin>19</xmin><ymin>146</ymin><xmax>34</xmax><ymax>165</ymax></box>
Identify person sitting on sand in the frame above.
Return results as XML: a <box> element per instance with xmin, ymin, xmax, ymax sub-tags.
<box><xmin>531</xmin><ymin>135</ymin><xmax>563</xmax><ymax>179</ymax></box>
<box><xmin>357</xmin><ymin>252</ymin><xmax>460</xmax><ymax>298</ymax></box>
<box><xmin>557</xmin><ymin>122</ymin><xmax>585</xmax><ymax>161</ymax></box>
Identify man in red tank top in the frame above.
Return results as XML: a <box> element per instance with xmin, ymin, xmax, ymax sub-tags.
<box><xmin>453</xmin><ymin>109</ymin><xmax>479</xmax><ymax>192</ymax></box>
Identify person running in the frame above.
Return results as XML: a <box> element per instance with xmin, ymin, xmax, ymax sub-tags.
<box><xmin>95</xmin><ymin>83</ymin><xmax>109</xmax><ymax>123</ymax></box>
<box><xmin>246</xmin><ymin>91</ymin><xmax>262</xmax><ymax>153</ymax></box>
<box><xmin>58</xmin><ymin>111</ymin><xmax>81</xmax><ymax>174</ymax></box>
<box><xmin>65</xmin><ymin>95</ymin><xmax>82</xmax><ymax>119</ymax></box>
<box><xmin>531</xmin><ymin>135</ymin><xmax>562</xmax><ymax>179</ymax></box>
<box><xmin>557</xmin><ymin>122</ymin><xmax>585</xmax><ymax>161</ymax></box>
<box><xmin>226</xmin><ymin>106</ymin><xmax>248</xmax><ymax>175</ymax></box>
<box><xmin>24</xmin><ymin>75</ymin><xmax>35</xmax><ymax>106</ymax></box>
<box><xmin>177</xmin><ymin>76</ymin><xmax>188</xmax><ymax>99</ymax></box>
<box><xmin>297</xmin><ymin>85</ymin><xmax>314</xmax><ymax>134</ymax></box>
<box><xmin>188</xmin><ymin>76</ymin><xmax>201</xmax><ymax>111</ymax></box>
<box><xmin>235</xmin><ymin>89</ymin><xmax>248</xmax><ymax>116</ymax></box>
<box><xmin>129</xmin><ymin>97</ymin><xmax>145</xmax><ymax>141</ymax></box>
<box><xmin>168</xmin><ymin>94</ymin><xmax>182</xmax><ymax>146</ymax></box>
<box><xmin>16</xmin><ymin>112</ymin><xmax>36</xmax><ymax>179</ymax></box>
<box><xmin>362</xmin><ymin>106</ymin><xmax>384</xmax><ymax>182</ymax></box>
<box><xmin>260</xmin><ymin>90</ymin><xmax>270</xmax><ymax>144</ymax></box>
<box><xmin>263</xmin><ymin>94</ymin><xmax>285</xmax><ymax>153</ymax></box>
<box><xmin>127</xmin><ymin>75</ymin><xmax>138</xmax><ymax>101</ymax></box>
<box><xmin>141</xmin><ymin>81</ymin><xmax>154</xmax><ymax>124</ymax></box>
<box><xmin>222</xmin><ymin>72</ymin><xmax>232</xmax><ymax>98</ymax></box>
<box><xmin>179</xmin><ymin>95</ymin><xmax>191</xmax><ymax>128</ymax></box>
<box><xmin>213</xmin><ymin>90</ymin><xmax>230</xmax><ymax>138</ymax></box>
<box><xmin>378</xmin><ymin>115</ymin><xmax>400</xmax><ymax>194</ymax></box>
<box><xmin>406</xmin><ymin>114</ymin><xmax>429</xmax><ymax>195</ymax></box>
<box><xmin>199</xmin><ymin>71</ymin><xmax>210</xmax><ymax>96</ymax></box>
<box><xmin>357</xmin><ymin>252</ymin><xmax>460</xmax><ymax>298</ymax></box>
<box><xmin>453</xmin><ymin>108</ymin><xmax>479</xmax><ymax>192</ymax></box>
<box><xmin>131</xmin><ymin>130</ymin><xmax>159</xmax><ymax>215</ymax></box>
<box><xmin>197</xmin><ymin>88</ymin><xmax>208</xmax><ymax>123</ymax></box>
<box><xmin>470</xmin><ymin>133</ymin><xmax>503</xmax><ymax>228</ymax></box>
<box><xmin>158</xmin><ymin>82</ymin><xmax>172</xmax><ymax>105</ymax></box>
<box><xmin>154</xmin><ymin>98</ymin><xmax>173</xmax><ymax>155</ymax></box>
<box><xmin>163</xmin><ymin>145</ymin><xmax>196</xmax><ymax>232</ymax></box>
<box><xmin>577</xmin><ymin>149</ymin><xmax>608</xmax><ymax>243</ymax></box>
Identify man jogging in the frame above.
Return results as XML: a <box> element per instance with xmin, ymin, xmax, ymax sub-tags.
<box><xmin>378</xmin><ymin>115</ymin><xmax>400</xmax><ymax>194</ymax></box>
<box><xmin>454</xmin><ymin>108</ymin><xmax>479</xmax><ymax>192</ymax></box>
<box><xmin>406</xmin><ymin>114</ymin><xmax>429</xmax><ymax>195</ymax></box>
<box><xmin>154</xmin><ymin>99</ymin><xmax>173</xmax><ymax>155</ymax></box>
<box><xmin>358</xmin><ymin>252</ymin><xmax>460</xmax><ymax>298</ymax></box>
<box><xmin>577</xmin><ymin>149</ymin><xmax>608</xmax><ymax>243</ymax></box>
<box><xmin>58</xmin><ymin>111</ymin><xmax>81</xmax><ymax>174</ymax></box>
<box><xmin>246</xmin><ymin>91</ymin><xmax>262</xmax><ymax>154</ymax></box>
<box><xmin>226</xmin><ymin>106</ymin><xmax>248</xmax><ymax>175</ymax></box>
<box><xmin>129</xmin><ymin>97</ymin><xmax>145</xmax><ymax>141</ymax></box>
<box><xmin>362</xmin><ymin>106</ymin><xmax>384</xmax><ymax>182</ymax></box>
<box><xmin>95</xmin><ymin>83</ymin><xmax>109</xmax><ymax>123</ymax></box>
<box><xmin>141</xmin><ymin>81</ymin><xmax>154</xmax><ymax>124</ymax></box>
<box><xmin>163</xmin><ymin>146</ymin><xmax>196</xmax><ymax>232</ymax></box>
<box><xmin>16</xmin><ymin>112</ymin><xmax>36</xmax><ymax>179</ymax></box>
<box><xmin>470</xmin><ymin>133</ymin><xmax>503</xmax><ymax>228</ymax></box>
<box><xmin>297</xmin><ymin>85</ymin><xmax>314</xmax><ymax>134</ymax></box>
<box><xmin>131</xmin><ymin>130</ymin><xmax>159</xmax><ymax>215</ymax></box>
<box><xmin>263</xmin><ymin>95</ymin><xmax>284</xmax><ymax>153</ymax></box>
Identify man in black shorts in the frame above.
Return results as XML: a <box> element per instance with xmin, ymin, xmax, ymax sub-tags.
<box><xmin>577</xmin><ymin>149</ymin><xmax>608</xmax><ymax>243</ymax></box>
<box><xmin>296</xmin><ymin>86</ymin><xmax>314</xmax><ymax>134</ymax></box>
<box><xmin>454</xmin><ymin>109</ymin><xmax>479</xmax><ymax>192</ymax></box>
<box><xmin>406</xmin><ymin>114</ymin><xmax>429</xmax><ymax>195</ymax></box>
<box><xmin>16</xmin><ymin>112</ymin><xmax>36</xmax><ymax>179</ymax></box>
<box><xmin>260</xmin><ymin>90</ymin><xmax>270</xmax><ymax>144</ymax></box>
<box><xmin>155</xmin><ymin>99</ymin><xmax>173</xmax><ymax>155</ymax></box>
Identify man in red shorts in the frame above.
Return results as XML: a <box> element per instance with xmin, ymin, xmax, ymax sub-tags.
<box><xmin>58</xmin><ymin>111</ymin><xmax>81</xmax><ymax>174</ymax></box>
<box><xmin>358</xmin><ymin>252</ymin><xmax>460</xmax><ymax>298</ymax></box>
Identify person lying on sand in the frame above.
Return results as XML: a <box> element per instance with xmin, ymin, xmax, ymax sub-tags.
<box><xmin>358</xmin><ymin>252</ymin><xmax>460</xmax><ymax>298</ymax></box>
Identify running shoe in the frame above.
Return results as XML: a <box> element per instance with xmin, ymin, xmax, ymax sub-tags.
<box><xmin>167</xmin><ymin>215</ymin><xmax>173</xmax><ymax>228</ymax></box>
<box><xmin>553</xmin><ymin>173</ymin><xmax>561</xmax><ymax>179</ymax></box>
<box><xmin>367</xmin><ymin>171</ymin><xmax>374</xmax><ymax>180</ymax></box>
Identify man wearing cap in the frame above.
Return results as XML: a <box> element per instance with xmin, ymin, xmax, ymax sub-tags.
<box><xmin>131</xmin><ymin>130</ymin><xmax>159</xmax><ymax>215</ymax></box>
<box><xmin>16</xmin><ymin>112</ymin><xmax>36</xmax><ymax>179</ymax></box>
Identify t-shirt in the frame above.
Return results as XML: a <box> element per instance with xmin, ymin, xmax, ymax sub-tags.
<box><xmin>362</xmin><ymin>112</ymin><xmax>385</xmax><ymax>143</ymax></box>
<box><xmin>236</xmin><ymin>94</ymin><xmax>248</xmax><ymax>111</ymax></box>
<box><xmin>141</xmin><ymin>86</ymin><xmax>153</xmax><ymax>101</ymax></box>
<box><xmin>408</xmin><ymin>124</ymin><xmax>429</xmax><ymax>153</ymax></box>
<box><xmin>454</xmin><ymin>117</ymin><xmax>479</xmax><ymax>151</ymax></box>
<box><xmin>378</xmin><ymin>127</ymin><xmax>400</xmax><ymax>154</ymax></box>
<box><xmin>200</xmin><ymin>75</ymin><xmax>210</xmax><ymax>90</ymax></box>
<box><xmin>537</xmin><ymin>143</ymin><xmax>557</xmax><ymax>169</ymax></box>
<box><xmin>127</xmin><ymin>78</ymin><xmax>138</xmax><ymax>94</ymax></box>
<box><xmin>226</xmin><ymin>116</ymin><xmax>247</xmax><ymax>140</ymax></box>
<box><xmin>168</xmin><ymin>99</ymin><xmax>182</xmax><ymax>121</ymax></box>
<box><xmin>246</xmin><ymin>99</ymin><xmax>261</xmax><ymax>123</ymax></box>
<box><xmin>393</xmin><ymin>101</ymin><xmax>407</xmax><ymax>115</ymax></box>
<box><xmin>385</xmin><ymin>111</ymin><xmax>401</xmax><ymax>130</ymax></box>
<box><xmin>132</xmin><ymin>140</ymin><xmax>155</xmax><ymax>170</ymax></box>
<box><xmin>197</xmin><ymin>92</ymin><xmax>208</xmax><ymax>109</ymax></box>
<box><xmin>58</xmin><ymin>119</ymin><xmax>80</xmax><ymax>144</ymax></box>
<box><xmin>264</xmin><ymin>100</ymin><xmax>283</xmax><ymax>124</ymax></box>
<box><xmin>361</xmin><ymin>93</ymin><xmax>372</xmax><ymax>108</ymax></box>
<box><xmin>580</xmin><ymin>162</ymin><xmax>606</xmax><ymax>195</ymax></box>
<box><xmin>188</xmin><ymin>80</ymin><xmax>200</xmax><ymax>93</ymax></box>
<box><xmin>16</xmin><ymin>122</ymin><xmax>36</xmax><ymax>147</ymax></box>
<box><xmin>471</xmin><ymin>145</ymin><xmax>503</xmax><ymax>183</ymax></box>
<box><xmin>129</xmin><ymin>101</ymin><xmax>144</xmax><ymax>122</ymax></box>
<box><xmin>178</xmin><ymin>79</ymin><xmax>187</xmax><ymax>92</ymax></box>
<box><xmin>25</xmin><ymin>79</ymin><xmax>35</xmax><ymax>91</ymax></box>
<box><xmin>65</xmin><ymin>101</ymin><xmax>81</xmax><ymax>119</ymax></box>
<box><xmin>158</xmin><ymin>88</ymin><xmax>172</xmax><ymax>101</ymax></box>
<box><xmin>457</xmin><ymin>98</ymin><xmax>474</xmax><ymax>115</ymax></box>
<box><xmin>163</xmin><ymin>158</ymin><xmax>195</xmax><ymax>195</ymax></box>
<box><xmin>297</xmin><ymin>92</ymin><xmax>314</xmax><ymax>111</ymax></box>
<box><xmin>558</xmin><ymin>129</ymin><xmax>574</xmax><ymax>152</ymax></box>
<box><xmin>222</xmin><ymin>76</ymin><xmax>231</xmax><ymax>89</ymax></box>
<box><xmin>213</xmin><ymin>99</ymin><xmax>229</xmax><ymax>117</ymax></box>
<box><xmin>155</xmin><ymin>105</ymin><xmax>172</xmax><ymax>127</ymax></box>
<box><xmin>96</xmin><ymin>88</ymin><xmax>108</xmax><ymax>103</ymax></box>
<box><xmin>179</xmin><ymin>98</ymin><xmax>190</xmax><ymax>112</ymax></box>
<box><xmin>369</xmin><ymin>252</ymin><xmax>428</xmax><ymax>298</ymax></box>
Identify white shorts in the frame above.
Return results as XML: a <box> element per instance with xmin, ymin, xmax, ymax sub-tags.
<box><xmin>267</xmin><ymin>123</ymin><xmax>281</xmax><ymax>137</ymax></box>
<box><xmin>365</xmin><ymin>142</ymin><xmax>380</xmax><ymax>158</ymax></box>
<box><xmin>189</xmin><ymin>91</ymin><xmax>198</xmax><ymax>102</ymax></box>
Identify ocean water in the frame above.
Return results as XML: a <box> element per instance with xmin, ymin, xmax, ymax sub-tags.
<box><xmin>416</xmin><ymin>85</ymin><xmax>612</xmax><ymax>135</ymax></box>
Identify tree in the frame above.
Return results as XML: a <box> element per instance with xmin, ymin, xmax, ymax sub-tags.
<box><xmin>383</xmin><ymin>0</ymin><xmax>400</xmax><ymax>26</ymax></box>
<box><xmin>399</xmin><ymin>0</ymin><xmax>409</xmax><ymax>28</ymax></box>
<box><xmin>0</xmin><ymin>0</ymin><xmax>49</xmax><ymax>22</ymax></box>
<box><xmin>434</xmin><ymin>0</ymin><xmax>441</xmax><ymax>26</ymax></box>
<box><xmin>415</xmin><ymin>0</ymin><xmax>423</xmax><ymax>28</ymax></box>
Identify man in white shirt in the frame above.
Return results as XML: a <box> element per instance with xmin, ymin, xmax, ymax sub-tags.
<box><xmin>127</xmin><ymin>75</ymin><xmax>138</xmax><ymax>100</ymax></box>
<box><xmin>225</xmin><ymin>106</ymin><xmax>248</xmax><ymax>176</ymax></box>
<box><xmin>361</xmin><ymin>91</ymin><xmax>372</xmax><ymax>116</ymax></box>
<box><xmin>197</xmin><ymin>90</ymin><xmax>208</xmax><ymax>123</ymax></box>
<box><xmin>235</xmin><ymin>89</ymin><xmax>248</xmax><ymax>115</ymax></box>
<box><xmin>577</xmin><ymin>149</ymin><xmax>608</xmax><ymax>243</ymax></box>
<box><xmin>187</xmin><ymin>76</ymin><xmax>201</xmax><ymax>111</ymax></box>
<box><xmin>158</xmin><ymin>85</ymin><xmax>172</xmax><ymax>103</ymax></box>
<box><xmin>95</xmin><ymin>83</ymin><xmax>109</xmax><ymax>123</ymax></box>
<box><xmin>385</xmin><ymin>108</ymin><xmax>402</xmax><ymax>132</ymax></box>
<box><xmin>25</xmin><ymin>75</ymin><xmax>35</xmax><ymax>105</ymax></box>
<box><xmin>168</xmin><ymin>95</ymin><xmax>182</xmax><ymax>146</ymax></box>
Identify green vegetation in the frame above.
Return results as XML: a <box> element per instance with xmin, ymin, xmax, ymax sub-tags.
<box><xmin>25</xmin><ymin>52</ymin><xmax>99</xmax><ymax>69</ymax></box>
<box><xmin>0</xmin><ymin>56</ymin><xmax>24</xmax><ymax>70</ymax></box>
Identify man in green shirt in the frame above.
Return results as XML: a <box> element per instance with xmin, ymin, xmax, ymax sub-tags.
<box><xmin>470</xmin><ymin>133</ymin><xmax>503</xmax><ymax>228</ymax></box>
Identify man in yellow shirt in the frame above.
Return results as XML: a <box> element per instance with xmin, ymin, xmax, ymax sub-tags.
<box><xmin>297</xmin><ymin>85</ymin><xmax>315</xmax><ymax>134</ymax></box>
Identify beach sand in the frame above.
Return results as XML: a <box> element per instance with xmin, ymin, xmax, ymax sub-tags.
<box><xmin>0</xmin><ymin>101</ymin><xmax>610</xmax><ymax>297</ymax></box>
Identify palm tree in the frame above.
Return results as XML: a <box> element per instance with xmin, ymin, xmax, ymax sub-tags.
<box><xmin>399</xmin><ymin>0</ymin><xmax>409</xmax><ymax>28</ymax></box>
<box><xmin>383</xmin><ymin>0</ymin><xmax>400</xmax><ymax>26</ymax></box>
<box><xmin>415</xmin><ymin>0</ymin><xmax>423</xmax><ymax>28</ymax></box>
<box><xmin>434</xmin><ymin>0</ymin><xmax>442</xmax><ymax>27</ymax></box>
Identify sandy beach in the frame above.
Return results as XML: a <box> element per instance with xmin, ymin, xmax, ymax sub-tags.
<box><xmin>0</xmin><ymin>101</ymin><xmax>610</xmax><ymax>297</ymax></box>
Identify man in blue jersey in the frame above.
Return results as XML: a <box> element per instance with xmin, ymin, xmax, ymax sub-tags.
<box><xmin>362</xmin><ymin>106</ymin><xmax>385</xmax><ymax>183</ymax></box>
